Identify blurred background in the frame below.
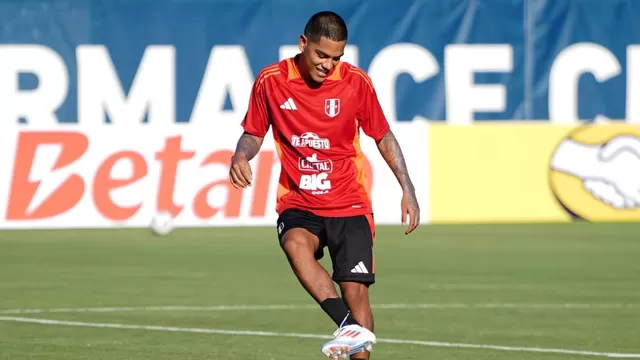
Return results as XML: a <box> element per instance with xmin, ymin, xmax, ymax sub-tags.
<box><xmin>1</xmin><ymin>1</ymin><xmax>639</xmax><ymax>359</ymax></box>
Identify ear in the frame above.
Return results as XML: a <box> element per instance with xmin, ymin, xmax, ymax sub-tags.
<box><xmin>298</xmin><ymin>35</ymin><xmax>307</xmax><ymax>52</ymax></box>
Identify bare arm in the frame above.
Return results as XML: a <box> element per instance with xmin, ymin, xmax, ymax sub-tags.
<box><xmin>376</xmin><ymin>130</ymin><xmax>415</xmax><ymax>193</ymax></box>
<box><xmin>233</xmin><ymin>132</ymin><xmax>264</xmax><ymax>161</ymax></box>
<box><xmin>376</xmin><ymin>129</ymin><xmax>420</xmax><ymax>234</ymax></box>
<box><xmin>230</xmin><ymin>132</ymin><xmax>264</xmax><ymax>188</ymax></box>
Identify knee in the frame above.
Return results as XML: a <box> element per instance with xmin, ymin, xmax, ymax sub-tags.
<box><xmin>281</xmin><ymin>229</ymin><xmax>317</xmax><ymax>256</ymax></box>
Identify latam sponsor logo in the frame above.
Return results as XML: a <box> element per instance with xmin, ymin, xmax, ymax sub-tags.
<box><xmin>298</xmin><ymin>153</ymin><xmax>333</xmax><ymax>173</ymax></box>
<box><xmin>291</xmin><ymin>132</ymin><xmax>330</xmax><ymax>149</ymax></box>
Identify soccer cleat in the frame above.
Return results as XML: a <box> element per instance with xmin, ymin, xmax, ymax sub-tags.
<box><xmin>321</xmin><ymin>324</ymin><xmax>376</xmax><ymax>359</ymax></box>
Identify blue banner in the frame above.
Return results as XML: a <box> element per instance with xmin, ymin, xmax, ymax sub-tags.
<box><xmin>1</xmin><ymin>0</ymin><xmax>639</xmax><ymax>124</ymax></box>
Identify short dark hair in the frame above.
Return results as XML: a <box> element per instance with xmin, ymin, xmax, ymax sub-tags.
<box><xmin>303</xmin><ymin>11</ymin><xmax>348</xmax><ymax>42</ymax></box>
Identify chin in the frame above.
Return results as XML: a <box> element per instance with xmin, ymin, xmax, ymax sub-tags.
<box><xmin>311</xmin><ymin>73</ymin><xmax>327</xmax><ymax>83</ymax></box>
<box><xmin>306</xmin><ymin>75</ymin><xmax>323</xmax><ymax>84</ymax></box>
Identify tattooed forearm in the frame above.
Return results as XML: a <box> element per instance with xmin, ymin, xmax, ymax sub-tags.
<box><xmin>376</xmin><ymin>130</ymin><xmax>414</xmax><ymax>192</ymax></box>
<box><xmin>234</xmin><ymin>132</ymin><xmax>264</xmax><ymax>161</ymax></box>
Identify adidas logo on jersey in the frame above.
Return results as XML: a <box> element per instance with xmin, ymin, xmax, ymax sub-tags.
<box><xmin>280</xmin><ymin>98</ymin><xmax>297</xmax><ymax>110</ymax></box>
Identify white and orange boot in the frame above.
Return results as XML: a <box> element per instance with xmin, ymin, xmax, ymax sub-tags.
<box><xmin>320</xmin><ymin>324</ymin><xmax>376</xmax><ymax>359</ymax></box>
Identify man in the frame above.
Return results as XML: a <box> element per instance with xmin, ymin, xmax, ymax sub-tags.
<box><xmin>229</xmin><ymin>11</ymin><xmax>420</xmax><ymax>360</ymax></box>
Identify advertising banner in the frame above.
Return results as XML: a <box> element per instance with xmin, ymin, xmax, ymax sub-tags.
<box><xmin>0</xmin><ymin>122</ymin><xmax>430</xmax><ymax>229</ymax></box>
<box><xmin>429</xmin><ymin>123</ymin><xmax>640</xmax><ymax>223</ymax></box>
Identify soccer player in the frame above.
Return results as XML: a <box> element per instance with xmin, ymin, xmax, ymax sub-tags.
<box><xmin>229</xmin><ymin>11</ymin><xmax>420</xmax><ymax>359</ymax></box>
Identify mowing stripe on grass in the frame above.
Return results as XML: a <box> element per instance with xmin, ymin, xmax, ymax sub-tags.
<box><xmin>0</xmin><ymin>316</ymin><xmax>638</xmax><ymax>359</ymax></box>
<box><xmin>1</xmin><ymin>303</ymin><xmax>637</xmax><ymax>314</ymax></box>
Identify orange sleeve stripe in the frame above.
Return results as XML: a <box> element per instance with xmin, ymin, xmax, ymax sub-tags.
<box><xmin>256</xmin><ymin>64</ymin><xmax>280</xmax><ymax>82</ymax></box>
<box><xmin>257</xmin><ymin>64</ymin><xmax>279</xmax><ymax>77</ymax></box>
<box><xmin>260</xmin><ymin>64</ymin><xmax>279</xmax><ymax>74</ymax></box>
<box><xmin>256</xmin><ymin>69</ymin><xmax>280</xmax><ymax>88</ymax></box>
<box><xmin>348</xmin><ymin>68</ymin><xmax>374</xmax><ymax>92</ymax></box>
<box><xmin>349</xmin><ymin>68</ymin><xmax>373</xmax><ymax>90</ymax></box>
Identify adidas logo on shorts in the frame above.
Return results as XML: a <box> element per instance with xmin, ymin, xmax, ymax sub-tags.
<box><xmin>350</xmin><ymin>261</ymin><xmax>368</xmax><ymax>274</ymax></box>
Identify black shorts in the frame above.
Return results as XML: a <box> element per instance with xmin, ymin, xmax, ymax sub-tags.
<box><xmin>276</xmin><ymin>208</ymin><xmax>376</xmax><ymax>285</ymax></box>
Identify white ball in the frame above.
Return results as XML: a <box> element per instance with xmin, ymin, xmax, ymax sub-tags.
<box><xmin>150</xmin><ymin>211</ymin><xmax>174</xmax><ymax>236</ymax></box>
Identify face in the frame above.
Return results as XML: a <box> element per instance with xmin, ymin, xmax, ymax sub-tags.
<box><xmin>298</xmin><ymin>35</ymin><xmax>346</xmax><ymax>84</ymax></box>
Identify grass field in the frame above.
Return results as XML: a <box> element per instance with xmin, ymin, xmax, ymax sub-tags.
<box><xmin>1</xmin><ymin>223</ymin><xmax>639</xmax><ymax>360</ymax></box>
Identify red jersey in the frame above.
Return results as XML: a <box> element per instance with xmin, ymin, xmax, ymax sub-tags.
<box><xmin>241</xmin><ymin>56</ymin><xmax>390</xmax><ymax>217</ymax></box>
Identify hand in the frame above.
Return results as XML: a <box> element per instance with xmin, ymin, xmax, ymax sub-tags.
<box><xmin>229</xmin><ymin>153</ymin><xmax>253</xmax><ymax>189</ymax></box>
<box><xmin>401</xmin><ymin>189</ymin><xmax>420</xmax><ymax>235</ymax></box>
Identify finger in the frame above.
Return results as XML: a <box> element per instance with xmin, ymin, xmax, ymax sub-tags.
<box><xmin>401</xmin><ymin>204</ymin><xmax>408</xmax><ymax>226</ymax></box>
<box><xmin>410</xmin><ymin>210</ymin><xmax>421</xmax><ymax>234</ymax></box>
<box><xmin>405</xmin><ymin>208</ymin><xmax>420</xmax><ymax>235</ymax></box>
<box><xmin>405</xmin><ymin>212</ymin><xmax>414</xmax><ymax>234</ymax></box>
<box><xmin>404</xmin><ymin>211</ymin><xmax>413</xmax><ymax>234</ymax></box>
<box><xmin>232</xmin><ymin>165</ymin><xmax>250</xmax><ymax>187</ymax></box>
<box><xmin>229</xmin><ymin>171</ymin><xmax>242</xmax><ymax>189</ymax></box>
<box><xmin>230</xmin><ymin>170</ymin><xmax>246</xmax><ymax>188</ymax></box>
<box><xmin>238</xmin><ymin>164</ymin><xmax>253</xmax><ymax>186</ymax></box>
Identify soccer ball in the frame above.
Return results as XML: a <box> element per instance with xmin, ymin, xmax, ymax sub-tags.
<box><xmin>150</xmin><ymin>211</ymin><xmax>174</xmax><ymax>236</ymax></box>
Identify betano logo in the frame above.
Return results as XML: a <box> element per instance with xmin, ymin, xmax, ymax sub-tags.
<box><xmin>5</xmin><ymin>131</ymin><xmax>278</xmax><ymax>221</ymax></box>
<box><xmin>549</xmin><ymin>124</ymin><xmax>640</xmax><ymax>221</ymax></box>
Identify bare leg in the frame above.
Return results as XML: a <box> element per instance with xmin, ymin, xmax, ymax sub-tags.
<box><xmin>339</xmin><ymin>281</ymin><xmax>374</xmax><ymax>360</ymax></box>
<box><xmin>280</xmin><ymin>228</ymin><xmax>339</xmax><ymax>303</ymax></box>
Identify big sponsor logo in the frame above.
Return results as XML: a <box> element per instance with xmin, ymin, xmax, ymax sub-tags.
<box><xmin>299</xmin><ymin>173</ymin><xmax>331</xmax><ymax>195</ymax></box>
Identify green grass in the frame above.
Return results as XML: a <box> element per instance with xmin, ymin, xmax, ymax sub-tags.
<box><xmin>1</xmin><ymin>223</ymin><xmax>639</xmax><ymax>359</ymax></box>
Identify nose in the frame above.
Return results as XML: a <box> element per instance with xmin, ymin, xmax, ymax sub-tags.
<box><xmin>322</xmin><ymin>59</ymin><xmax>334</xmax><ymax>71</ymax></box>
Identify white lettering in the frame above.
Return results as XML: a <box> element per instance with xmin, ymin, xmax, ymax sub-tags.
<box><xmin>279</xmin><ymin>45</ymin><xmax>359</xmax><ymax>66</ymax></box>
<box><xmin>368</xmin><ymin>43</ymin><xmax>438</xmax><ymax>121</ymax></box>
<box><xmin>299</xmin><ymin>173</ymin><xmax>331</xmax><ymax>193</ymax></box>
<box><xmin>549</xmin><ymin>43</ymin><xmax>621</xmax><ymax>124</ymax></box>
<box><xmin>291</xmin><ymin>133</ymin><xmax>330</xmax><ymax>149</ymax></box>
<box><xmin>5</xmin><ymin>43</ymin><xmax>640</xmax><ymax>126</ymax></box>
<box><xmin>0</xmin><ymin>45</ymin><xmax>68</xmax><ymax>125</ymax></box>
<box><xmin>77</xmin><ymin>45</ymin><xmax>175</xmax><ymax>124</ymax></box>
<box><xmin>445</xmin><ymin>44</ymin><xmax>513</xmax><ymax>125</ymax></box>
<box><xmin>298</xmin><ymin>155</ymin><xmax>333</xmax><ymax>173</ymax></box>
<box><xmin>627</xmin><ymin>46</ymin><xmax>640</xmax><ymax>124</ymax></box>
<box><xmin>190</xmin><ymin>46</ymin><xmax>253</xmax><ymax>123</ymax></box>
